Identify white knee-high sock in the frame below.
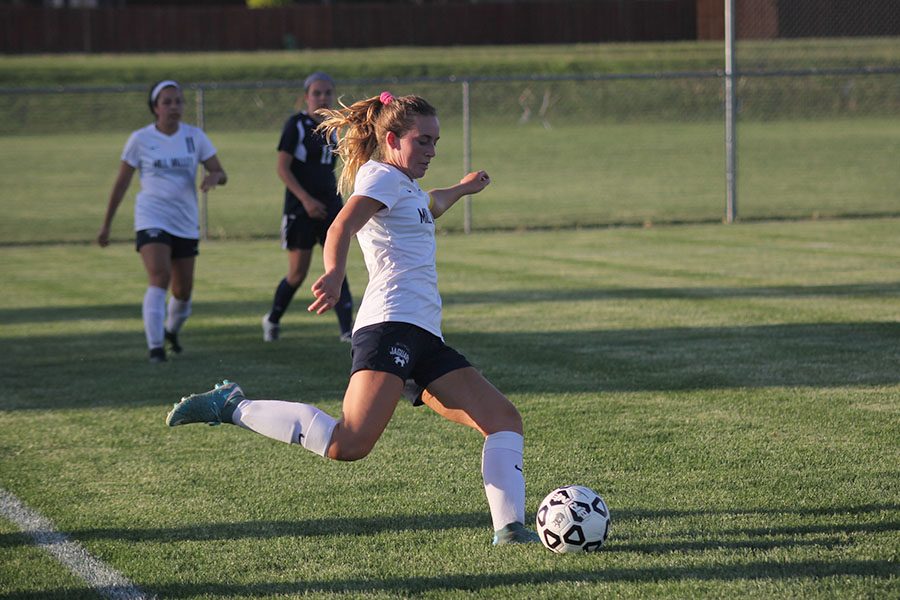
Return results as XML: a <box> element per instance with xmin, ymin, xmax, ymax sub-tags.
<box><xmin>482</xmin><ymin>431</ymin><xmax>526</xmax><ymax>531</ymax></box>
<box><xmin>165</xmin><ymin>296</ymin><xmax>191</xmax><ymax>333</ymax></box>
<box><xmin>143</xmin><ymin>286</ymin><xmax>167</xmax><ymax>350</ymax></box>
<box><xmin>231</xmin><ymin>399</ymin><xmax>337</xmax><ymax>457</ymax></box>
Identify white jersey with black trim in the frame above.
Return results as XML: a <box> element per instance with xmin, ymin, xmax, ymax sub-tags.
<box><xmin>121</xmin><ymin>123</ymin><xmax>216</xmax><ymax>239</ymax></box>
<box><xmin>352</xmin><ymin>160</ymin><xmax>442</xmax><ymax>338</ymax></box>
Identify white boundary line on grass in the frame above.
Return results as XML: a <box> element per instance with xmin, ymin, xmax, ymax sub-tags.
<box><xmin>0</xmin><ymin>487</ymin><xmax>154</xmax><ymax>600</ymax></box>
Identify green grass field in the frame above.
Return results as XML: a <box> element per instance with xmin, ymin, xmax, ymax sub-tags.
<box><xmin>1</xmin><ymin>41</ymin><xmax>899</xmax><ymax>598</ymax></box>
<box><xmin>2</xmin><ymin>117</ymin><xmax>899</xmax><ymax>244</ymax></box>
<box><xmin>2</xmin><ymin>219</ymin><xmax>899</xmax><ymax>598</ymax></box>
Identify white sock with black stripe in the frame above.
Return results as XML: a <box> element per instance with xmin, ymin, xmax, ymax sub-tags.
<box><xmin>231</xmin><ymin>399</ymin><xmax>337</xmax><ymax>457</ymax></box>
<box><xmin>482</xmin><ymin>431</ymin><xmax>526</xmax><ymax>531</ymax></box>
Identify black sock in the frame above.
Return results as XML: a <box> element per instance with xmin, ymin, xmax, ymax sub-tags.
<box><xmin>335</xmin><ymin>278</ymin><xmax>353</xmax><ymax>335</ymax></box>
<box><xmin>268</xmin><ymin>278</ymin><xmax>299</xmax><ymax>323</ymax></box>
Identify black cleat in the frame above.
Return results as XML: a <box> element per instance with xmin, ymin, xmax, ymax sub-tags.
<box><xmin>164</xmin><ymin>329</ymin><xmax>182</xmax><ymax>354</ymax></box>
<box><xmin>149</xmin><ymin>347</ymin><xmax>167</xmax><ymax>363</ymax></box>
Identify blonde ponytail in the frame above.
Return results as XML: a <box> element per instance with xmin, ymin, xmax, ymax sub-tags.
<box><xmin>317</xmin><ymin>93</ymin><xmax>436</xmax><ymax>197</ymax></box>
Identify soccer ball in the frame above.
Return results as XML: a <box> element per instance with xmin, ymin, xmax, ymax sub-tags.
<box><xmin>535</xmin><ymin>485</ymin><xmax>611</xmax><ymax>553</ymax></box>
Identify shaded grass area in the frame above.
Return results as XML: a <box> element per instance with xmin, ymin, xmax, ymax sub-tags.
<box><xmin>3</xmin><ymin>315</ymin><xmax>898</xmax><ymax>409</ymax></box>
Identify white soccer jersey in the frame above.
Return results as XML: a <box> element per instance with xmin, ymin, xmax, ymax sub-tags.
<box><xmin>352</xmin><ymin>160</ymin><xmax>442</xmax><ymax>338</ymax></box>
<box><xmin>121</xmin><ymin>123</ymin><xmax>217</xmax><ymax>239</ymax></box>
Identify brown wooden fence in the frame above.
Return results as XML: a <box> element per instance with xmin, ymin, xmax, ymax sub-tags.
<box><xmin>0</xmin><ymin>1</ymin><xmax>698</xmax><ymax>54</ymax></box>
<box><xmin>696</xmin><ymin>0</ymin><xmax>900</xmax><ymax>40</ymax></box>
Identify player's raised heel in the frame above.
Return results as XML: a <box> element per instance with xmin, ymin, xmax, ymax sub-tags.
<box><xmin>166</xmin><ymin>380</ymin><xmax>245</xmax><ymax>427</ymax></box>
<box><xmin>492</xmin><ymin>522</ymin><xmax>541</xmax><ymax>546</ymax></box>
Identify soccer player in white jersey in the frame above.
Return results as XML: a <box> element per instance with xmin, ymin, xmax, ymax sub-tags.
<box><xmin>98</xmin><ymin>80</ymin><xmax>227</xmax><ymax>363</ymax></box>
<box><xmin>167</xmin><ymin>92</ymin><xmax>539</xmax><ymax>545</ymax></box>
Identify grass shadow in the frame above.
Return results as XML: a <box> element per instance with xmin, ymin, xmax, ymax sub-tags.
<box><xmin>2</xmin><ymin>504</ymin><xmax>896</xmax><ymax>598</ymax></box>
<box><xmin>3</xmin><ymin>310</ymin><xmax>899</xmax><ymax>410</ymax></box>
<box><xmin>3</xmin><ymin>503</ymin><xmax>895</xmax><ymax>548</ymax></box>
<box><xmin>1</xmin><ymin>279</ymin><xmax>899</xmax><ymax>325</ymax></box>
<box><xmin>1</xmin><ymin>561</ymin><xmax>895</xmax><ymax>599</ymax></box>
<box><xmin>456</xmin><ymin>320</ymin><xmax>900</xmax><ymax>394</ymax></box>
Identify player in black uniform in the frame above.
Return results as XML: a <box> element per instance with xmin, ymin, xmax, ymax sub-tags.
<box><xmin>262</xmin><ymin>72</ymin><xmax>353</xmax><ymax>342</ymax></box>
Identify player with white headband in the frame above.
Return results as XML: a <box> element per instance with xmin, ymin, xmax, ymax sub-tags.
<box><xmin>98</xmin><ymin>79</ymin><xmax>228</xmax><ymax>363</ymax></box>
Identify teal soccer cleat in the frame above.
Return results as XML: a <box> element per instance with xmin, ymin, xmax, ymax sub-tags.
<box><xmin>492</xmin><ymin>522</ymin><xmax>541</xmax><ymax>546</ymax></box>
<box><xmin>166</xmin><ymin>380</ymin><xmax>245</xmax><ymax>427</ymax></box>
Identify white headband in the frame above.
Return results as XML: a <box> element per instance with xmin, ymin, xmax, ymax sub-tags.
<box><xmin>150</xmin><ymin>80</ymin><xmax>180</xmax><ymax>103</ymax></box>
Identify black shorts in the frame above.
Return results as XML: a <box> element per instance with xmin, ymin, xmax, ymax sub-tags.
<box><xmin>350</xmin><ymin>322</ymin><xmax>472</xmax><ymax>406</ymax></box>
<box><xmin>135</xmin><ymin>229</ymin><xmax>198</xmax><ymax>259</ymax></box>
<box><xmin>281</xmin><ymin>203</ymin><xmax>342</xmax><ymax>250</ymax></box>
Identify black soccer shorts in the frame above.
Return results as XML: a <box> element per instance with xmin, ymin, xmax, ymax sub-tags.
<box><xmin>281</xmin><ymin>201</ymin><xmax>342</xmax><ymax>250</ymax></box>
<box><xmin>350</xmin><ymin>322</ymin><xmax>471</xmax><ymax>406</ymax></box>
<box><xmin>135</xmin><ymin>229</ymin><xmax>198</xmax><ymax>259</ymax></box>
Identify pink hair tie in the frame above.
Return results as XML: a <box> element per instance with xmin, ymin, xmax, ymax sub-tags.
<box><xmin>379</xmin><ymin>91</ymin><xmax>394</xmax><ymax>105</ymax></box>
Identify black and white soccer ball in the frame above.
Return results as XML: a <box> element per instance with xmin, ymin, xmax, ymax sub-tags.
<box><xmin>536</xmin><ymin>485</ymin><xmax>611</xmax><ymax>553</ymax></box>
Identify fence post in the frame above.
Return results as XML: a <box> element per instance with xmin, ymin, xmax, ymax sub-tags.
<box><xmin>724</xmin><ymin>0</ymin><xmax>738</xmax><ymax>223</ymax></box>
<box><xmin>462</xmin><ymin>80</ymin><xmax>472</xmax><ymax>234</ymax></box>
<box><xmin>196</xmin><ymin>86</ymin><xmax>208</xmax><ymax>240</ymax></box>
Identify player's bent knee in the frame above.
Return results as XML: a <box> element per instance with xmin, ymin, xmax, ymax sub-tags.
<box><xmin>329</xmin><ymin>447</ymin><xmax>371</xmax><ymax>462</ymax></box>
<box><xmin>327</xmin><ymin>439</ymin><xmax>375</xmax><ymax>462</ymax></box>
<box><xmin>481</xmin><ymin>400</ymin><xmax>523</xmax><ymax>436</ymax></box>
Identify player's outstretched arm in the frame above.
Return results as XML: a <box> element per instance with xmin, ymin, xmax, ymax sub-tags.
<box><xmin>428</xmin><ymin>170</ymin><xmax>491</xmax><ymax>219</ymax></box>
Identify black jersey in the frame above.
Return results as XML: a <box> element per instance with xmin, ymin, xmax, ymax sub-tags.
<box><xmin>277</xmin><ymin>111</ymin><xmax>340</xmax><ymax>215</ymax></box>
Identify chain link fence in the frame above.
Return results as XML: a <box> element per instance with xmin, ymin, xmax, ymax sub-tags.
<box><xmin>729</xmin><ymin>0</ymin><xmax>900</xmax><ymax>222</ymax></box>
<box><xmin>1</xmin><ymin>43</ymin><xmax>898</xmax><ymax>243</ymax></box>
